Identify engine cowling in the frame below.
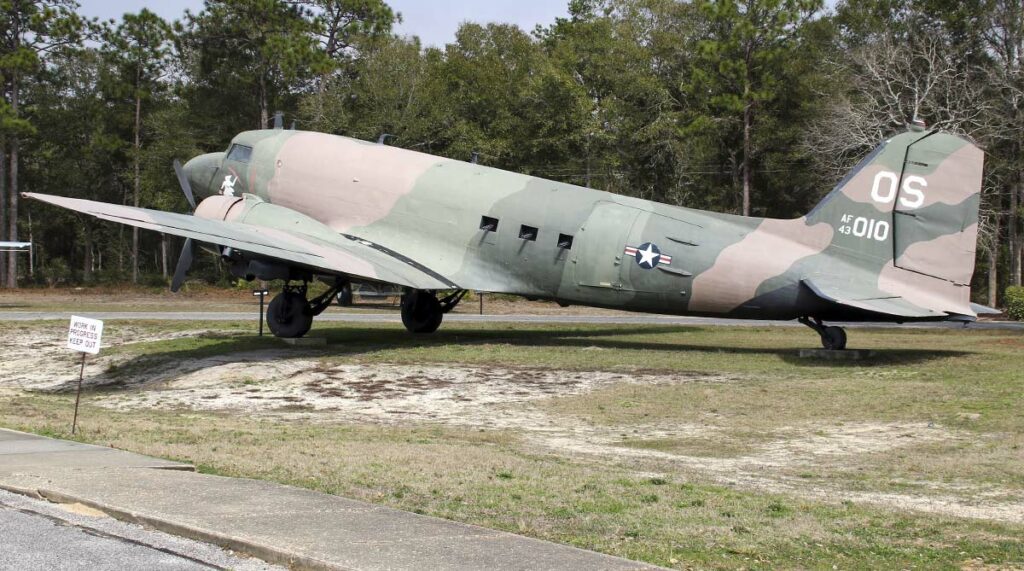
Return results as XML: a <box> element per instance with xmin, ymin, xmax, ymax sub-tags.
<box><xmin>194</xmin><ymin>195</ymin><xmax>245</xmax><ymax>222</ymax></box>
<box><xmin>194</xmin><ymin>194</ymin><xmax>341</xmax><ymax>243</ymax></box>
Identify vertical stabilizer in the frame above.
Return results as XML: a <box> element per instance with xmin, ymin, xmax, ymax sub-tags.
<box><xmin>806</xmin><ymin>130</ymin><xmax>983</xmax><ymax>287</ymax></box>
<box><xmin>805</xmin><ymin>129</ymin><xmax>984</xmax><ymax>316</ymax></box>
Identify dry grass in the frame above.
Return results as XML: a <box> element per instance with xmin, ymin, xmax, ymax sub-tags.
<box><xmin>3</xmin><ymin>395</ymin><xmax>1023</xmax><ymax>570</ymax></box>
<box><xmin>0</xmin><ymin>318</ymin><xmax>1023</xmax><ymax>569</ymax></box>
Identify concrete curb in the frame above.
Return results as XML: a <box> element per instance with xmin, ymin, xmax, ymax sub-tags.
<box><xmin>0</xmin><ymin>482</ymin><xmax>44</xmax><ymax>500</ymax></box>
<box><xmin>18</xmin><ymin>486</ymin><xmax>347</xmax><ymax>571</ymax></box>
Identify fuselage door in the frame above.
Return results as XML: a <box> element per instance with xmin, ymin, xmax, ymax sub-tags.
<box><xmin>573</xmin><ymin>202</ymin><xmax>639</xmax><ymax>289</ymax></box>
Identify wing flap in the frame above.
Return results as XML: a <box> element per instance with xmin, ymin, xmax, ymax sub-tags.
<box><xmin>26</xmin><ymin>192</ymin><xmax>453</xmax><ymax>291</ymax></box>
<box><xmin>802</xmin><ymin>276</ymin><xmax>945</xmax><ymax>318</ymax></box>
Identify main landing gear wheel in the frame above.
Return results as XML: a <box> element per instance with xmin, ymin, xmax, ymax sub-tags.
<box><xmin>401</xmin><ymin>290</ymin><xmax>443</xmax><ymax>334</ymax></box>
<box><xmin>798</xmin><ymin>317</ymin><xmax>848</xmax><ymax>351</ymax></box>
<box><xmin>268</xmin><ymin>291</ymin><xmax>313</xmax><ymax>338</ymax></box>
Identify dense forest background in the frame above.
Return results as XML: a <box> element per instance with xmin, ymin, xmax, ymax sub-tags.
<box><xmin>0</xmin><ymin>0</ymin><xmax>1021</xmax><ymax>306</ymax></box>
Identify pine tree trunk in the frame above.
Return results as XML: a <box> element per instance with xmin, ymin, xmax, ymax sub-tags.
<box><xmin>161</xmin><ymin>234</ymin><xmax>168</xmax><ymax>278</ymax></box>
<box><xmin>27</xmin><ymin>209</ymin><xmax>33</xmax><ymax>279</ymax></box>
<box><xmin>7</xmin><ymin>78</ymin><xmax>19</xmax><ymax>289</ymax></box>
<box><xmin>132</xmin><ymin>77</ymin><xmax>142</xmax><ymax>284</ymax></box>
<box><xmin>1011</xmin><ymin>180</ymin><xmax>1021</xmax><ymax>286</ymax></box>
<box><xmin>989</xmin><ymin>256</ymin><xmax>998</xmax><ymax>307</ymax></box>
<box><xmin>742</xmin><ymin>102</ymin><xmax>751</xmax><ymax>217</ymax></box>
<box><xmin>1016</xmin><ymin>183</ymin><xmax>1023</xmax><ymax>286</ymax></box>
<box><xmin>314</xmin><ymin>71</ymin><xmax>328</xmax><ymax>128</ymax></box>
<box><xmin>0</xmin><ymin>139</ymin><xmax>6</xmax><ymax>288</ymax></box>
<box><xmin>989</xmin><ymin>213</ymin><xmax>1000</xmax><ymax>307</ymax></box>
<box><xmin>259</xmin><ymin>75</ymin><xmax>269</xmax><ymax>129</ymax></box>
<box><xmin>118</xmin><ymin>224</ymin><xmax>124</xmax><ymax>272</ymax></box>
<box><xmin>83</xmin><ymin>227</ymin><xmax>93</xmax><ymax>282</ymax></box>
<box><xmin>742</xmin><ymin>47</ymin><xmax>752</xmax><ymax>218</ymax></box>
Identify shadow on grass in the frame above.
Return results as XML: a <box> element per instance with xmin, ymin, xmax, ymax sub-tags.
<box><xmin>67</xmin><ymin>324</ymin><xmax>970</xmax><ymax>392</ymax></box>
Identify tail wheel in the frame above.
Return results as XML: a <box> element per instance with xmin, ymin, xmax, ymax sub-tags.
<box><xmin>401</xmin><ymin>290</ymin><xmax>443</xmax><ymax>334</ymax></box>
<box><xmin>267</xmin><ymin>291</ymin><xmax>313</xmax><ymax>338</ymax></box>
<box><xmin>799</xmin><ymin>317</ymin><xmax>849</xmax><ymax>351</ymax></box>
<box><xmin>821</xmin><ymin>326</ymin><xmax>847</xmax><ymax>351</ymax></box>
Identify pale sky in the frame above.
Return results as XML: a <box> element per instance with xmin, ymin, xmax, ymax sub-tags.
<box><xmin>76</xmin><ymin>0</ymin><xmax>571</xmax><ymax>48</ymax></box>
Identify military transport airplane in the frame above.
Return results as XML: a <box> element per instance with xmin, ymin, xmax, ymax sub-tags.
<box><xmin>26</xmin><ymin>122</ymin><xmax>993</xmax><ymax>350</ymax></box>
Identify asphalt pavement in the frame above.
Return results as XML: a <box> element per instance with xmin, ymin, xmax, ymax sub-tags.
<box><xmin>0</xmin><ymin>489</ymin><xmax>282</xmax><ymax>571</ymax></box>
<box><xmin>0</xmin><ymin>309</ymin><xmax>1021</xmax><ymax>330</ymax></box>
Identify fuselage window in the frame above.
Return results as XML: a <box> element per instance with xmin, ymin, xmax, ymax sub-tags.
<box><xmin>227</xmin><ymin>144</ymin><xmax>253</xmax><ymax>163</ymax></box>
<box><xmin>480</xmin><ymin>216</ymin><xmax>499</xmax><ymax>232</ymax></box>
<box><xmin>519</xmin><ymin>225</ymin><xmax>538</xmax><ymax>241</ymax></box>
<box><xmin>557</xmin><ymin>233</ymin><xmax>574</xmax><ymax>249</ymax></box>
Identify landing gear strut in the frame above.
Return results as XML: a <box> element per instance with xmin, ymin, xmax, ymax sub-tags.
<box><xmin>267</xmin><ymin>281</ymin><xmax>347</xmax><ymax>339</ymax></box>
<box><xmin>401</xmin><ymin>289</ymin><xmax>466</xmax><ymax>334</ymax></box>
<box><xmin>799</xmin><ymin>316</ymin><xmax>848</xmax><ymax>350</ymax></box>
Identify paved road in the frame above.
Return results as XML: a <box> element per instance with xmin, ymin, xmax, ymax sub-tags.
<box><xmin>0</xmin><ymin>310</ymin><xmax>1021</xmax><ymax>330</ymax></box>
<box><xmin>0</xmin><ymin>489</ymin><xmax>282</xmax><ymax>571</ymax></box>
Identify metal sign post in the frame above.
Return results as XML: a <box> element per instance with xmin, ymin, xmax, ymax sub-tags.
<box><xmin>66</xmin><ymin>316</ymin><xmax>103</xmax><ymax>435</ymax></box>
<box><xmin>72</xmin><ymin>353</ymin><xmax>86</xmax><ymax>434</ymax></box>
<box><xmin>253</xmin><ymin>289</ymin><xmax>269</xmax><ymax>336</ymax></box>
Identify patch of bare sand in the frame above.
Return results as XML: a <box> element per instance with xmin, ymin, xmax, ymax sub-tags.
<box><xmin>540</xmin><ymin>422</ymin><xmax>1024</xmax><ymax>524</ymax></box>
<box><xmin>0</xmin><ymin>325</ymin><xmax>232</xmax><ymax>392</ymax></box>
<box><xmin>96</xmin><ymin>359</ymin><xmax>714</xmax><ymax>429</ymax></box>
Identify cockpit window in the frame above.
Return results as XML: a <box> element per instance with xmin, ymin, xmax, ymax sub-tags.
<box><xmin>227</xmin><ymin>144</ymin><xmax>253</xmax><ymax>163</ymax></box>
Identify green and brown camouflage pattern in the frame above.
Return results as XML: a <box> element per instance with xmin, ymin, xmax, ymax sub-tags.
<box><xmin>28</xmin><ymin>126</ymin><xmax>986</xmax><ymax>322</ymax></box>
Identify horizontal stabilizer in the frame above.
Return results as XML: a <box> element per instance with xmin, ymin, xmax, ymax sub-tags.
<box><xmin>802</xmin><ymin>277</ymin><xmax>945</xmax><ymax>319</ymax></box>
<box><xmin>969</xmin><ymin>303</ymin><xmax>1002</xmax><ymax>316</ymax></box>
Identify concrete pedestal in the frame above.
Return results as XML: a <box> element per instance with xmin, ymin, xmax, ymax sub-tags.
<box><xmin>279</xmin><ymin>337</ymin><xmax>326</xmax><ymax>347</ymax></box>
<box><xmin>798</xmin><ymin>349</ymin><xmax>875</xmax><ymax>360</ymax></box>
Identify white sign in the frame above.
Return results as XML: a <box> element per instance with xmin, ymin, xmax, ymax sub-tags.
<box><xmin>67</xmin><ymin>316</ymin><xmax>103</xmax><ymax>355</ymax></box>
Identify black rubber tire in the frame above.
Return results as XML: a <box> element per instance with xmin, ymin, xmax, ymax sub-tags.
<box><xmin>401</xmin><ymin>291</ymin><xmax>443</xmax><ymax>334</ymax></box>
<box><xmin>267</xmin><ymin>291</ymin><xmax>313</xmax><ymax>338</ymax></box>
<box><xmin>336</xmin><ymin>283</ymin><xmax>353</xmax><ymax>307</ymax></box>
<box><xmin>821</xmin><ymin>326</ymin><xmax>848</xmax><ymax>351</ymax></box>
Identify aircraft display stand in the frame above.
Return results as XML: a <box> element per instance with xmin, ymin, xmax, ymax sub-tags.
<box><xmin>798</xmin><ymin>348</ymin><xmax>875</xmax><ymax>360</ymax></box>
<box><xmin>280</xmin><ymin>337</ymin><xmax>327</xmax><ymax>347</ymax></box>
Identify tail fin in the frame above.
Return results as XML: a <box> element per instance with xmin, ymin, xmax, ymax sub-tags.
<box><xmin>807</xmin><ymin>129</ymin><xmax>983</xmax><ymax>287</ymax></box>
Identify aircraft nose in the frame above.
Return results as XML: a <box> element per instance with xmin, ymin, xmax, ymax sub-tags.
<box><xmin>183</xmin><ymin>152</ymin><xmax>225</xmax><ymax>199</ymax></box>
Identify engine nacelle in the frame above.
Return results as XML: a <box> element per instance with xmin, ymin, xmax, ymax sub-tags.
<box><xmin>194</xmin><ymin>194</ymin><xmax>341</xmax><ymax>243</ymax></box>
<box><xmin>195</xmin><ymin>193</ymin><xmax>340</xmax><ymax>283</ymax></box>
<box><xmin>194</xmin><ymin>195</ymin><xmax>245</xmax><ymax>222</ymax></box>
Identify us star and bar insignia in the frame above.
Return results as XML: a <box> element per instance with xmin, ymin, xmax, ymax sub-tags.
<box><xmin>624</xmin><ymin>242</ymin><xmax>671</xmax><ymax>269</ymax></box>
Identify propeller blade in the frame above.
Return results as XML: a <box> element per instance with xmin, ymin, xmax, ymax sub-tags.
<box><xmin>170</xmin><ymin>238</ymin><xmax>194</xmax><ymax>293</ymax></box>
<box><xmin>173</xmin><ymin>159</ymin><xmax>197</xmax><ymax>210</ymax></box>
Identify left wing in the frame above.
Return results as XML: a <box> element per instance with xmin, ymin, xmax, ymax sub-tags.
<box><xmin>25</xmin><ymin>192</ymin><xmax>455</xmax><ymax>290</ymax></box>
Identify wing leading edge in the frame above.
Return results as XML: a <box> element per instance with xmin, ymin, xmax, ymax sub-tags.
<box><xmin>25</xmin><ymin>192</ymin><xmax>454</xmax><ymax>291</ymax></box>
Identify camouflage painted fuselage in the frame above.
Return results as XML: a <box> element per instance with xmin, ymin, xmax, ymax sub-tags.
<box><xmin>183</xmin><ymin>127</ymin><xmax>983</xmax><ymax>322</ymax></box>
